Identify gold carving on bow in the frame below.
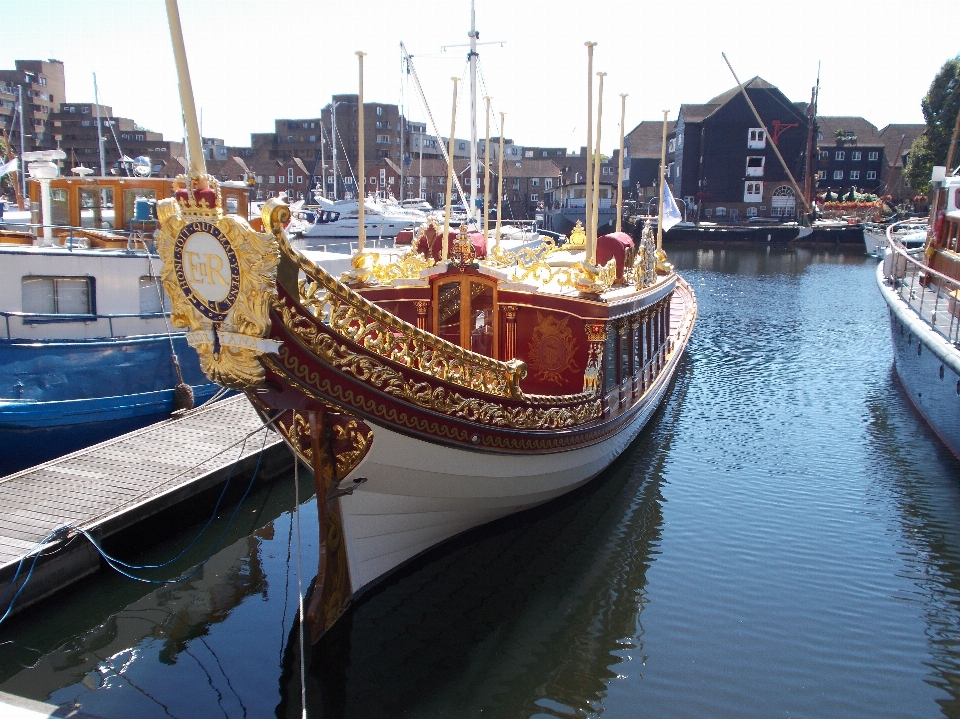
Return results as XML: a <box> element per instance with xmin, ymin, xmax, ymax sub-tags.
<box><xmin>155</xmin><ymin>174</ymin><xmax>282</xmax><ymax>389</ymax></box>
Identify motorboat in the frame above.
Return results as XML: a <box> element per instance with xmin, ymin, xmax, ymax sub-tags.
<box><xmin>301</xmin><ymin>195</ymin><xmax>426</xmax><ymax>239</ymax></box>
<box><xmin>864</xmin><ymin>219</ymin><xmax>928</xmax><ymax>257</ymax></box>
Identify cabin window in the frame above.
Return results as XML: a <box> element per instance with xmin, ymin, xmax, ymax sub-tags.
<box><xmin>78</xmin><ymin>187</ymin><xmax>114</xmax><ymax>229</ymax></box>
<box><xmin>433</xmin><ymin>276</ymin><xmax>498</xmax><ymax>359</ymax></box>
<box><xmin>633</xmin><ymin>324</ymin><xmax>642</xmax><ymax>376</ymax></box>
<box><xmin>603</xmin><ymin>331</ymin><xmax>617</xmax><ymax>392</ymax></box>
<box><xmin>22</xmin><ymin>276</ymin><xmax>94</xmax><ymax>317</ymax></box>
<box><xmin>50</xmin><ymin>188</ymin><xmax>69</xmax><ymax>227</ymax></box>
<box><xmin>748</xmin><ymin>128</ymin><xmax>765</xmax><ymax>149</ymax></box>
<box><xmin>139</xmin><ymin>276</ymin><xmax>170</xmax><ymax>314</ymax></box>
<box><xmin>620</xmin><ymin>326</ymin><xmax>632</xmax><ymax>381</ymax></box>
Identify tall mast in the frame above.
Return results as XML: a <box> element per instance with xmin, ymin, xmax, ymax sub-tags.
<box><xmin>164</xmin><ymin>0</ymin><xmax>205</xmax><ymax>175</ymax></box>
<box><xmin>584</xmin><ymin>42</ymin><xmax>597</xmax><ymax>263</ymax></box>
<box><xmin>93</xmin><ymin>73</ymin><xmax>106</xmax><ymax>177</ymax></box>
<box><xmin>484</xmin><ymin>95</ymin><xmax>491</xmax><ymax>234</ymax></box>
<box><xmin>657</xmin><ymin>110</ymin><xmax>669</xmax><ymax>252</ymax></box>
<box><xmin>617</xmin><ymin>93</ymin><xmax>627</xmax><ymax>233</ymax></box>
<box><xmin>802</xmin><ymin>64</ymin><xmax>819</xmax><ymax>211</ymax></box>
<box><xmin>356</xmin><ymin>51</ymin><xmax>367</xmax><ymax>252</ymax></box>
<box><xmin>496</xmin><ymin>112</ymin><xmax>505</xmax><ymax>247</ymax></box>
<box><xmin>443</xmin><ymin>77</ymin><xmax>459</xmax><ymax>261</ymax></box>
<box><xmin>591</xmin><ymin>71</ymin><xmax>606</xmax><ymax>251</ymax></box>
<box><xmin>468</xmin><ymin>0</ymin><xmax>479</xmax><ymax>223</ymax></box>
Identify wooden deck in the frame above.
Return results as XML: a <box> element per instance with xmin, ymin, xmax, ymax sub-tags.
<box><xmin>0</xmin><ymin>394</ymin><xmax>289</xmax><ymax>615</ymax></box>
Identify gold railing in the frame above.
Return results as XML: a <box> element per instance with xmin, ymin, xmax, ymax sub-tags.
<box><xmin>277</xmin><ymin>233</ymin><xmax>528</xmax><ymax>399</ymax></box>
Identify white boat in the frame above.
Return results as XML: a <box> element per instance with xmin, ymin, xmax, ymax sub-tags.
<box><xmin>877</xmin><ymin>170</ymin><xmax>960</xmax><ymax>460</ymax></box>
<box><xmin>0</xmin><ymin>170</ymin><xmax>245</xmax><ymax>474</ymax></box>
<box><xmin>301</xmin><ymin>195</ymin><xmax>426</xmax><ymax>239</ymax></box>
<box><xmin>864</xmin><ymin>219</ymin><xmax>928</xmax><ymax>257</ymax></box>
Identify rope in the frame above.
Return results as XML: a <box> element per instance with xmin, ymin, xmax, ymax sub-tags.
<box><xmin>292</xmin><ymin>442</ymin><xmax>308</xmax><ymax>719</ymax></box>
<box><xmin>138</xmin><ymin>238</ymin><xmax>194</xmax><ymax>411</ymax></box>
<box><xmin>0</xmin><ymin>525</ymin><xmax>73</xmax><ymax>625</ymax></box>
<box><xmin>80</xmin><ymin>427</ymin><xmax>271</xmax><ymax>585</ymax></box>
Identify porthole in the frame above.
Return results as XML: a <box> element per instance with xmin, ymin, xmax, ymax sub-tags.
<box><xmin>940</xmin><ymin>365</ymin><xmax>945</xmax><ymax>380</ymax></box>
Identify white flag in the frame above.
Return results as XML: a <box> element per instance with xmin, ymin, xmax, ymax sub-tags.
<box><xmin>661</xmin><ymin>181</ymin><xmax>683</xmax><ymax>231</ymax></box>
<box><xmin>0</xmin><ymin>157</ymin><xmax>17</xmax><ymax>178</ymax></box>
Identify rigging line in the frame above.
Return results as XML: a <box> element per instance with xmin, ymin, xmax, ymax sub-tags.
<box><xmin>81</xmin><ymin>429</ymin><xmax>272</xmax><ymax>585</ymax></box>
<box><xmin>84</xmin><ymin>431</ymin><xmax>253</xmax><ymax>571</ymax></box>
<box><xmin>77</xmin><ymin>410</ymin><xmax>282</xmax><ymax>528</ymax></box>
<box><xmin>401</xmin><ymin>43</ymin><xmax>468</xmax><ymax>211</ymax></box>
<box><xmin>183</xmin><ymin>646</ymin><xmax>230</xmax><ymax>719</ymax></box>
<box><xmin>137</xmin><ymin>238</ymin><xmax>193</xmax><ymax>394</ymax></box>
<box><xmin>292</xmin><ymin>443</ymin><xmax>308</xmax><ymax>719</ymax></box>
<box><xmin>198</xmin><ymin>637</ymin><xmax>248</xmax><ymax>719</ymax></box>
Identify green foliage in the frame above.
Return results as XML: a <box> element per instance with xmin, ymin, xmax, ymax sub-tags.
<box><xmin>0</xmin><ymin>135</ymin><xmax>12</xmax><ymax>196</ymax></box>
<box><xmin>905</xmin><ymin>55</ymin><xmax>960</xmax><ymax>193</ymax></box>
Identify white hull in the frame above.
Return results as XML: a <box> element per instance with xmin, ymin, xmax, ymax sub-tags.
<box><xmin>302</xmin><ymin>217</ymin><xmax>417</xmax><ymax>239</ymax></box>
<box><xmin>337</xmin><ymin>311</ymin><xmax>686</xmax><ymax>594</ymax></box>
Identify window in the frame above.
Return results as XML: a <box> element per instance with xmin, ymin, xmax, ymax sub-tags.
<box><xmin>437</xmin><ymin>177</ymin><xmax>444</xmax><ymax>185</ymax></box>
<box><xmin>82</xmin><ymin>107</ymin><xmax>89</xmax><ymax>114</ymax></box>
<box><xmin>256</xmin><ymin>175</ymin><xmax>263</xmax><ymax>184</ymax></box>
<box><xmin>602</xmin><ymin>166</ymin><xmax>613</xmax><ymax>175</ymax></box>
<box><xmin>22</xmin><ymin>276</ymin><xmax>94</xmax><ymax>316</ymax></box>
<box><xmin>545</xmin><ymin>178</ymin><xmax>553</xmax><ymax>189</ymax></box>
<box><xmin>288</xmin><ymin>169</ymin><xmax>294</xmax><ymax>184</ymax></box>
<box><xmin>715</xmin><ymin>206</ymin><xmax>727</xmax><ymax>217</ymax></box>
<box><xmin>835</xmin><ymin>151</ymin><xmax>845</xmax><ymax>160</ymax></box>
<box><xmin>376</xmin><ymin>135</ymin><xmax>391</xmax><ymax>144</ymax></box>
<box><xmin>744</xmin><ymin>181</ymin><xmax>763</xmax><ymax>202</ymax></box>
<box><xmin>817</xmin><ymin>170</ymin><xmax>827</xmax><ymax>180</ymax></box>
<box><xmin>866</xmin><ymin>170</ymin><xmax>877</xmax><ymax>180</ymax></box>
<box><xmin>542</xmin><ymin>151</ymin><xmax>548</xmax><ymax>157</ymax></box>
<box><xmin>376</xmin><ymin>106</ymin><xmax>383</xmax><ymax>116</ymax></box>
<box><xmin>668</xmin><ymin>138</ymin><xmax>676</xmax><ymax>153</ymax></box>
<box><xmin>833</xmin><ymin>170</ymin><xmax>843</xmax><ymax>180</ymax></box>
<box><xmin>296</xmin><ymin>176</ymin><xmax>303</xmax><ymax>184</ymax></box>
<box><xmin>524</xmin><ymin>150</ymin><xmax>533</xmax><ymax>158</ymax></box>
<box><xmin>531</xmin><ymin>178</ymin><xmax>540</xmax><ymax>187</ymax></box>
<box><xmin>747</xmin><ymin>206</ymin><xmax>758</xmax><ymax>217</ymax></box>
<box><xmin>819</xmin><ymin>150</ymin><xmax>829</xmax><ymax>159</ymax></box>
<box><xmin>849</xmin><ymin>170</ymin><xmax>860</xmax><ymax>180</ymax></box>
<box><xmin>459</xmin><ymin>142</ymin><xmax>466</xmax><ymax>151</ymax></box>
<box><xmin>748</xmin><ymin>128</ymin><xmax>766</xmax><ymax>149</ymax></box>
<box><xmin>868</xmin><ymin>151</ymin><xmax>879</xmax><ymax>161</ymax></box>
<box><xmin>269</xmin><ymin>176</ymin><xmax>276</xmax><ymax>184</ymax></box>
<box><xmin>380</xmin><ymin>169</ymin><xmax>386</xmax><ymax>186</ymax></box>
<box><xmin>278</xmin><ymin>175</ymin><xmax>285</xmax><ymax>184</ymax></box>
<box><xmin>851</xmin><ymin>151</ymin><xmax>861</xmax><ymax>161</ymax></box>
<box><xmin>746</xmin><ymin>156</ymin><xmax>765</xmax><ymax>177</ymax></box>
<box><xmin>309</xmin><ymin>135</ymin><xmax>316</xmax><ymax>142</ymax></box>
<box><xmin>530</xmin><ymin>193</ymin><xmax>538</xmax><ymax>202</ymax></box>
<box><xmin>512</xmin><ymin>179</ymin><xmax>520</xmax><ymax>190</ymax></box>
<box><xmin>139</xmin><ymin>276</ymin><xmax>170</xmax><ymax>314</ymax></box>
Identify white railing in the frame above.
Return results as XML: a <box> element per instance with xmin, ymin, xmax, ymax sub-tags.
<box><xmin>887</xmin><ymin>242</ymin><xmax>960</xmax><ymax>345</ymax></box>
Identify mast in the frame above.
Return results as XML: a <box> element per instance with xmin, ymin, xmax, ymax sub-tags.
<box><xmin>468</xmin><ymin>0</ymin><xmax>478</xmax><ymax>223</ymax></box>
<box><xmin>93</xmin><ymin>73</ymin><xmax>106</xmax><ymax>177</ymax></box>
<box><xmin>443</xmin><ymin>77</ymin><xmax>459</xmax><ymax>261</ymax></box>
<box><xmin>721</xmin><ymin>52</ymin><xmax>810</xmax><ymax>215</ymax></box>
<box><xmin>617</xmin><ymin>93</ymin><xmax>627</xmax><ymax>233</ymax></box>
<box><xmin>17</xmin><ymin>86</ymin><xmax>26</xmax><ymax>205</ymax></box>
<box><xmin>591</xmin><ymin>72</ymin><xmax>606</xmax><ymax>249</ymax></box>
<box><xmin>802</xmin><ymin>65</ymin><xmax>819</xmax><ymax>212</ymax></box>
<box><xmin>356</xmin><ymin>51</ymin><xmax>367</xmax><ymax>252</ymax></box>
<box><xmin>584</xmin><ymin>42</ymin><xmax>597</xmax><ymax>263</ymax></box>
<box><xmin>164</xmin><ymin>0</ymin><xmax>205</xmax><ymax>175</ymax></box>
<box><xmin>657</xmin><ymin>110</ymin><xmax>668</xmax><ymax>252</ymax></box>
<box><xmin>496</xmin><ymin>112</ymin><xmax>505</xmax><ymax>247</ymax></box>
<box><xmin>484</xmin><ymin>96</ymin><xmax>491</xmax><ymax>234</ymax></box>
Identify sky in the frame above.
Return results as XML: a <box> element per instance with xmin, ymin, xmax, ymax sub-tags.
<box><xmin>1</xmin><ymin>0</ymin><xmax>955</xmax><ymax>154</ymax></box>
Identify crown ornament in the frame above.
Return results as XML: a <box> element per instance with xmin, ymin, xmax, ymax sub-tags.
<box><xmin>174</xmin><ymin>170</ymin><xmax>222</xmax><ymax>220</ymax></box>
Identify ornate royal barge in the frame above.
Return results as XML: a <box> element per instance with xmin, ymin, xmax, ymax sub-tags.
<box><xmin>157</xmin><ymin>0</ymin><xmax>695</xmax><ymax>641</ymax></box>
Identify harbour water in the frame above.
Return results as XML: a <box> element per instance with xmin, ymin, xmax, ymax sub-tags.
<box><xmin>1</xmin><ymin>244</ymin><xmax>960</xmax><ymax>718</ymax></box>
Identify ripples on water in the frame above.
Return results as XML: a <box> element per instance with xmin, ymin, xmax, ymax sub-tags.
<box><xmin>1</xmin><ymin>244</ymin><xmax>959</xmax><ymax>718</ymax></box>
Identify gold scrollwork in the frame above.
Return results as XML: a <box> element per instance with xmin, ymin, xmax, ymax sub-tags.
<box><xmin>155</xmin><ymin>175</ymin><xmax>281</xmax><ymax>390</ymax></box>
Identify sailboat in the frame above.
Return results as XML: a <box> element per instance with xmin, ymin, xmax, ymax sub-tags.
<box><xmin>156</xmin><ymin>0</ymin><xmax>697</xmax><ymax>641</ymax></box>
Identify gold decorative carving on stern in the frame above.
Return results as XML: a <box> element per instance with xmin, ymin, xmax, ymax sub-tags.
<box><xmin>155</xmin><ymin>173</ymin><xmax>282</xmax><ymax>389</ymax></box>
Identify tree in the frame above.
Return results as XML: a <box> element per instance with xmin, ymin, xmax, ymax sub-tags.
<box><xmin>0</xmin><ymin>135</ymin><xmax>12</xmax><ymax>197</ymax></box>
<box><xmin>905</xmin><ymin>56</ymin><xmax>960</xmax><ymax>193</ymax></box>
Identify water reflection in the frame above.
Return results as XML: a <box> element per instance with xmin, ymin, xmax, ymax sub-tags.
<box><xmin>292</xmin><ymin>367</ymin><xmax>689</xmax><ymax>719</ymax></box>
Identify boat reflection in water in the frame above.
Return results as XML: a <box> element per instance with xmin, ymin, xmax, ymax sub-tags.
<box><xmin>287</xmin><ymin>375</ymin><xmax>685</xmax><ymax>717</ymax></box>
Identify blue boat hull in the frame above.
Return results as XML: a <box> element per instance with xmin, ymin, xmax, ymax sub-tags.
<box><xmin>0</xmin><ymin>334</ymin><xmax>220</xmax><ymax>474</ymax></box>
